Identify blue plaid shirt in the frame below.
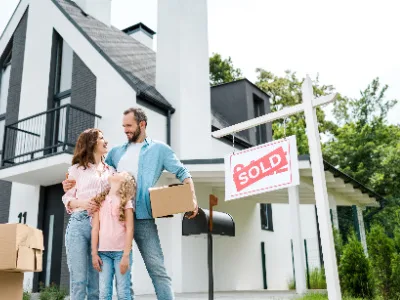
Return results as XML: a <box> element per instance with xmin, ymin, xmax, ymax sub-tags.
<box><xmin>105</xmin><ymin>137</ymin><xmax>191</xmax><ymax>219</ymax></box>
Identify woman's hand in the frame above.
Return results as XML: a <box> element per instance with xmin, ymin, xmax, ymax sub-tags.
<box><xmin>92</xmin><ymin>253</ymin><xmax>102</xmax><ymax>272</ymax></box>
<box><xmin>120</xmin><ymin>254</ymin><xmax>130</xmax><ymax>275</ymax></box>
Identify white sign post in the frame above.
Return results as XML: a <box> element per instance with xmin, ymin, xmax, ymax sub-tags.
<box><xmin>225</xmin><ymin>135</ymin><xmax>299</xmax><ymax>200</ymax></box>
<box><xmin>212</xmin><ymin>75</ymin><xmax>342</xmax><ymax>300</ymax></box>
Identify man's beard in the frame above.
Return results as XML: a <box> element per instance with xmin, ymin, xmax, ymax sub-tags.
<box><xmin>127</xmin><ymin>127</ymin><xmax>141</xmax><ymax>143</ymax></box>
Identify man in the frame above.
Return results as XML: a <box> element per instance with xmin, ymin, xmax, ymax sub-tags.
<box><xmin>63</xmin><ymin>107</ymin><xmax>198</xmax><ymax>299</ymax></box>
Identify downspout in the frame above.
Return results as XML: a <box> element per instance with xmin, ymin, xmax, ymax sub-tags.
<box><xmin>167</xmin><ymin>109</ymin><xmax>172</xmax><ymax>146</ymax></box>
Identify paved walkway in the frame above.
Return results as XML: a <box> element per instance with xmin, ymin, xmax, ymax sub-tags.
<box><xmin>136</xmin><ymin>291</ymin><xmax>299</xmax><ymax>300</ymax></box>
<box><xmin>54</xmin><ymin>291</ymin><xmax>299</xmax><ymax>300</ymax></box>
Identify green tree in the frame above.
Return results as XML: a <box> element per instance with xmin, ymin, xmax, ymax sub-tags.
<box><xmin>390</xmin><ymin>253</ymin><xmax>400</xmax><ymax>299</ymax></box>
<box><xmin>367</xmin><ymin>225</ymin><xmax>395</xmax><ymax>298</ymax></box>
<box><xmin>255</xmin><ymin>69</ymin><xmax>338</xmax><ymax>154</ymax></box>
<box><xmin>339</xmin><ymin>232</ymin><xmax>374</xmax><ymax>299</ymax></box>
<box><xmin>209</xmin><ymin>53</ymin><xmax>243</xmax><ymax>85</ymax></box>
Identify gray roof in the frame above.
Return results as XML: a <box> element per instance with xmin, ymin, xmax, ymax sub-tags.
<box><xmin>53</xmin><ymin>0</ymin><xmax>173</xmax><ymax>111</ymax></box>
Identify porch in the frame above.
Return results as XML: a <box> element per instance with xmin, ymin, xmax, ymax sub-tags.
<box><xmin>0</xmin><ymin>104</ymin><xmax>101</xmax><ymax>186</ymax></box>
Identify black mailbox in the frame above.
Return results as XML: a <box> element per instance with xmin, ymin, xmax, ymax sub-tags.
<box><xmin>182</xmin><ymin>208</ymin><xmax>235</xmax><ymax>237</ymax></box>
<box><xmin>182</xmin><ymin>194</ymin><xmax>235</xmax><ymax>300</ymax></box>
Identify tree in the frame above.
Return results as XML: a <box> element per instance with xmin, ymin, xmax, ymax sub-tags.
<box><xmin>255</xmin><ymin>69</ymin><xmax>338</xmax><ymax>154</ymax></box>
<box><xmin>209</xmin><ymin>53</ymin><xmax>243</xmax><ymax>85</ymax></box>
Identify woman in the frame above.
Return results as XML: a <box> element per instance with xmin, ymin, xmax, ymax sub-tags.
<box><xmin>62</xmin><ymin>128</ymin><xmax>115</xmax><ymax>300</ymax></box>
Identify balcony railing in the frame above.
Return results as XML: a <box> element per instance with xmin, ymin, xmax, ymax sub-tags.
<box><xmin>1</xmin><ymin>104</ymin><xmax>101</xmax><ymax>167</ymax></box>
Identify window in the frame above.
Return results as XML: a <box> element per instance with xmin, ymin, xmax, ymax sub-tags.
<box><xmin>260</xmin><ymin>203</ymin><xmax>273</xmax><ymax>231</ymax></box>
<box><xmin>50</xmin><ymin>33</ymin><xmax>73</xmax><ymax>153</ymax></box>
<box><xmin>0</xmin><ymin>50</ymin><xmax>12</xmax><ymax>160</ymax></box>
<box><xmin>254</xmin><ymin>94</ymin><xmax>267</xmax><ymax>144</ymax></box>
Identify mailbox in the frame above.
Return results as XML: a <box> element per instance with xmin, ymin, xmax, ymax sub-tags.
<box><xmin>182</xmin><ymin>194</ymin><xmax>235</xmax><ymax>300</ymax></box>
<box><xmin>182</xmin><ymin>208</ymin><xmax>235</xmax><ymax>237</ymax></box>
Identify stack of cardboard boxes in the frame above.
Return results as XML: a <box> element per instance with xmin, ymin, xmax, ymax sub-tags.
<box><xmin>0</xmin><ymin>224</ymin><xmax>44</xmax><ymax>300</ymax></box>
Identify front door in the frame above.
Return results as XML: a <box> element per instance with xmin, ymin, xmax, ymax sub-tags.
<box><xmin>38</xmin><ymin>184</ymin><xmax>66</xmax><ymax>288</ymax></box>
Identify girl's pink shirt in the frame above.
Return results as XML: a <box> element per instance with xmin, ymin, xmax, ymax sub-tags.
<box><xmin>98</xmin><ymin>194</ymin><xmax>133</xmax><ymax>251</ymax></box>
<box><xmin>61</xmin><ymin>163</ymin><xmax>115</xmax><ymax>214</ymax></box>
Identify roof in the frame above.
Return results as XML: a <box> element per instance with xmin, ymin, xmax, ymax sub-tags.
<box><xmin>211</xmin><ymin>78</ymin><xmax>272</xmax><ymax>99</ymax></box>
<box><xmin>123</xmin><ymin>22</ymin><xmax>156</xmax><ymax>36</ymax></box>
<box><xmin>53</xmin><ymin>0</ymin><xmax>173</xmax><ymax>112</ymax></box>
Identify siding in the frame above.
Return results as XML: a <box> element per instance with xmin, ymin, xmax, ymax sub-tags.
<box><xmin>0</xmin><ymin>9</ymin><xmax>29</xmax><ymax>223</ymax></box>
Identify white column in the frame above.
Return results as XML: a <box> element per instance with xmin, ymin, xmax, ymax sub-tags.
<box><xmin>356</xmin><ymin>206</ymin><xmax>368</xmax><ymax>256</ymax></box>
<box><xmin>156</xmin><ymin>0</ymin><xmax>212</xmax><ymax>160</ymax></box>
<box><xmin>302</xmin><ymin>76</ymin><xmax>342</xmax><ymax>300</ymax></box>
<box><xmin>328</xmin><ymin>195</ymin><xmax>339</xmax><ymax>230</ymax></box>
<box><xmin>289</xmin><ymin>186</ymin><xmax>307</xmax><ymax>294</ymax></box>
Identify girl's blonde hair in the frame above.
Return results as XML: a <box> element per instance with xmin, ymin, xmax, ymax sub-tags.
<box><xmin>93</xmin><ymin>173</ymin><xmax>136</xmax><ymax>221</ymax></box>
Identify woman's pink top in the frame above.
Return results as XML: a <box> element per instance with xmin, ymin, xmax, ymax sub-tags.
<box><xmin>62</xmin><ymin>163</ymin><xmax>115</xmax><ymax>214</ymax></box>
<box><xmin>98</xmin><ymin>194</ymin><xmax>133</xmax><ymax>251</ymax></box>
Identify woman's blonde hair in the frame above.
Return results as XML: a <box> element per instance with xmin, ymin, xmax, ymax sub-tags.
<box><xmin>93</xmin><ymin>173</ymin><xmax>136</xmax><ymax>221</ymax></box>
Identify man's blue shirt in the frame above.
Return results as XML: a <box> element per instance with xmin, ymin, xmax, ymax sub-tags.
<box><xmin>105</xmin><ymin>137</ymin><xmax>191</xmax><ymax>219</ymax></box>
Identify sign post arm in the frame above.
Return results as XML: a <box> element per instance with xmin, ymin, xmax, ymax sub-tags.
<box><xmin>302</xmin><ymin>76</ymin><xmax>342</xmax><ymax>300</ymax></box>
<box><xmin>288</xmin><ymin>185</ymin><xmax>307</xmax><ymax>294</ymax></box>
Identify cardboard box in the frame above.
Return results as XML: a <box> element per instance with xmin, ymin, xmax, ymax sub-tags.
<box><xmin>0</xmin><ymin>224</ymin><xmax>44</xmax><ymax>273</ymax></box>
<box><xmin>0</xmin><ymin>272</ymin><xmax>23</xmax><ymax>300</ymax></box>
<box><xmin>150</xmin><ymin>183</ymin><xmax>196</xmax><ymax>218</ymax></box>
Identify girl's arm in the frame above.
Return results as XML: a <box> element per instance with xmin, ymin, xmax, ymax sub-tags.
<box><xmin>123</xmin><ymin>209</ymin><xmax>134</xmax><ymax>257</ymax></box>
<box><xmin>91</xmin><ymin>211</ymin><xmax>102</xmax><ymax>272</ymax></box>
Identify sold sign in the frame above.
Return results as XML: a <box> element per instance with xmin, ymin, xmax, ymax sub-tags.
<box><xmin>224</xmin><ymin>136</ymin><xmax>299</xmax><ymax>200</ymax></box>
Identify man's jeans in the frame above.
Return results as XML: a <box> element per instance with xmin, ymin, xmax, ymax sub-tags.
<box><xmin>132</xmin><ymin>218</ymin><xmax>174</xmax><ymax>300</ymax></box>
<box><xmin>65</xmin><ymin>211</ymin><xmax>99</xmax><ymax>300</ymax></box>
<box><xmin>99</xmin><ymin>251</ymin><xmax>132</xmax><ymax>300</ymax></box>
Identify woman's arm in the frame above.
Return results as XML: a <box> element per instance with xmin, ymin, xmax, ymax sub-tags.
<box><xmin>91</xmin><ymin>211</ymin><xmax>102</xmax><ymax>272</ymax></box>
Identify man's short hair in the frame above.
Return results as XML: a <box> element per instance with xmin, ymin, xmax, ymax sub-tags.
<box><xmin>124</xmin><ymin>107</ymin><xmax>147</xmax><ymax>127</ymax></box>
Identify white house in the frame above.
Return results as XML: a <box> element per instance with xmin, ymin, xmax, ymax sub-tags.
<box><xmin>0</xmin><ymin>0</ymin><xmax>383</xmax><ymax>296</ymax></box>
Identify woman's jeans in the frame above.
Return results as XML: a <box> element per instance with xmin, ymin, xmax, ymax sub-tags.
<box><xmin>65</xmin><ymin>211</ymin><xmax>99</xmax><ymax>300</ymax></box>
<box><xmin>98</xmin><ymin>251</ymin><xmax>132</xmax><ymax>300</ymax></box>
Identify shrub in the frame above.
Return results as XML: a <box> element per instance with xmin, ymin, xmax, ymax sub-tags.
<box><xmin>23</xmin><ymin>291</ymin><xmax>31</xmax><ymax>300</ymax></box>
<box><xmin>288</xmin><ymin>277</ymin><xmax>296</xmax><ymax>290</ymax></box>
<box><xmin>39</xmin><ymin>283</ymin><xmax>68</xmax><ymax>300</ymax></box>
<box><xmin>339</xmin><ymin>232</ymin><xmax>374</xmax><ymax>299</ymax></box>
<box><xmin>390</xmin><ymin>253</ymin><xmax>400</xmax><ymax>299</ymax></box>
<box><xmin>367</xmin><ymin>224</ymin><xmax>395</xmax><ymax>297</ymax></box>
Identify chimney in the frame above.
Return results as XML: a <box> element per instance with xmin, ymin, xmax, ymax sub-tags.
<box><xmin>74</xmin><ymin>0</ymin><xmax>112</xmax><ymax>26</ymax></box>
<box><xmin>123</xmin><ymin>23</ymin><xmax>155</xmax><ymax>50</ymax></box>
<box><xmin>156</xmin><ymin>0</ymin><xmax>212</xmax><ymax>159</ymax></box>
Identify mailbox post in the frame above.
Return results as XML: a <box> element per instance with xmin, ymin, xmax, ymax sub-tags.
<box><xmin>182</xmin><ymin>194</ymin><xmax>235</xmax><ymax>300</ymax></box>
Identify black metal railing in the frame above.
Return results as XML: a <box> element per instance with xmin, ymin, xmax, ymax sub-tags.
<box><xmin>1</xmin><ymin>104</ymin><xmax>101</xmax><ymax>167</ymax></box>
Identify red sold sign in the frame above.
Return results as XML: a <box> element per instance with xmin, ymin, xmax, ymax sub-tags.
<box><xmin>224</xmin><ymin>136</ymin><xmax>299</xmax><ymax>200</ymax></box>
<box><xmin>233</xmin><ymin>146</ymin><xmax>288</xmax><ymax>192</ymax></box>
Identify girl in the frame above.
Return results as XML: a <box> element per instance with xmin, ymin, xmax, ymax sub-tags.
<box><xmin>62</xmin><ymin>128</ymin><xmax>113</xmax><ymax>300</ymax></box>
<box><xmin>91</xmin><ymin>171</ymin><xmax>136</xmax><ymax>300</ymax></box>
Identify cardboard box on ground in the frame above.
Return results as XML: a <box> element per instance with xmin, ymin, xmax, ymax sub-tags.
<box><xmin>0</xmin><ymin>224</ymin><xmax>44</xmax><ymax>300</ymax></box>
<box><xmin>150</xmin><ymin>183</ymin><xmax>196</xmax><ymax>218</ymax></box>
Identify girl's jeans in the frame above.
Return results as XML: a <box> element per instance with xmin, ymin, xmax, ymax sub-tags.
<box><xmin>65</xmin><ymin>211</ymin><xmax>99</xmax><ymax>300</ymax></box>
<box><xmin>98</xmin><ymin>251</ymin><xmax>133</xmax><ymax>300</ymax></box>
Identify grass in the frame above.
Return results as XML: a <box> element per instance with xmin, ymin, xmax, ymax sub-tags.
<box><xmin>298</xmin><ymin>293</ymin><xmax>365</xmax><ymax>300</ymax></box>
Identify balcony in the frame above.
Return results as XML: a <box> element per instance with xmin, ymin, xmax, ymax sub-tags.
<box><xmin>0</xmin><ymin>104</ymin><xmax>101</xmax><ymax>186</ymax></box>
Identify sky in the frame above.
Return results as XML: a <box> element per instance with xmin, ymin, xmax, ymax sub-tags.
<box><xmin>1</xmin><ymin>0</ymin><xmax>399</xmax><ymax>124</ymax></box>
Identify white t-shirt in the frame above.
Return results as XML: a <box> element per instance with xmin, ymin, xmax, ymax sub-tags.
<box><xmin>117</xmin><ymin>142</ymin><xmax>144</xmax><ymax>181</ymax></box>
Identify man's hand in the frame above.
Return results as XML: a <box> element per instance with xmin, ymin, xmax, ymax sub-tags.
<box><xmin>120</xmin><ymin>254</ymin><xmax>130</xmax><ymax>275</ymax></box>
<box><xmin>182</xmin><ymin>178</ymin><xmax>199</xmax><ymax>219</ymax></box>
<box><xmin>84</xmin><ymin>199</ymin><xmax>101</xmax><ymax>213</ymax></box>
<box><xmin>63</xmin><ymin>173</ymin><xmax>76</xmax><ymax>192</ymax></box>
<box><xmin>92</xmin><ymin>253</ymin><xmax>102</xmax><ymax>272</ymax></box>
